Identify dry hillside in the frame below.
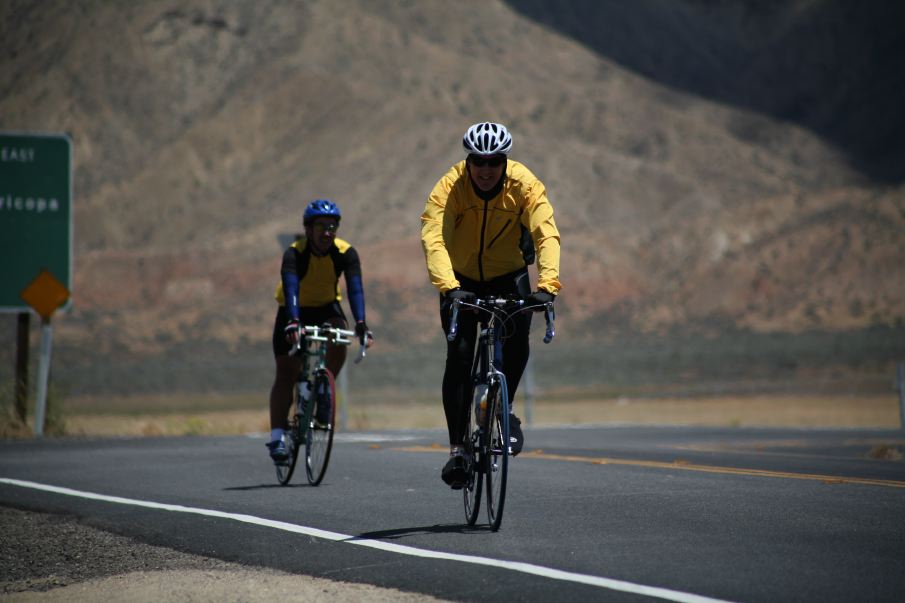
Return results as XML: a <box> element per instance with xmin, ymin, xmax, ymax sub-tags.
<box><xmin>1</xmin><ymin>0</ymin><xmax>903</xmax><ymax>397</ymax></box>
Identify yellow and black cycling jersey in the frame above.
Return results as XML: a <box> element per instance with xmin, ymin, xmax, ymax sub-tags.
<box><xmin>274</xmin><ymin>237</ymin><xmax>364</xmax><ymax>319</ymax></box>
<box><xmin>421</xmin><ymin>159</ymin><xmax>561</xmax><ymax>295</ymax></box>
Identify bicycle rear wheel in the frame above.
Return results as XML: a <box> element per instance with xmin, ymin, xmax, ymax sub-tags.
<box><xmin>484</xmin><ymin>380</ymin><xmax>509</xmax><ymax>531</ymax></box>
<box><xmin>463</xmin><ymin>390</ymin><xmax>483</xmax><ymax>525</ymax></box>
<box><xmin>275</xmin><ymin>416</ymin><xmax>301</xmax><ymax>486</ymax></box>
<box><xmin>306</xmin><ymin>369</ymin><xmax>336</xmax><ymax>485</ymax></box>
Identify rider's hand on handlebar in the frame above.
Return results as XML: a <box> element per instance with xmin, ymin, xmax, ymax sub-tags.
<box><xmin>284</xmin><ymin>319</ymin><xmax>303</xmax><ymax>345</ymax></box>
<box><xmin>445</xmin><ymin>288</ymin><xmax>475</xmax><ymax>302</ymax></box>
<box><xmin>525</xmin><ymin>290</ymin><xmax>555</xmax><ymax>312</ymax></box>
<box><xmin>355</xmin><ymin>320</ymin><xmax>374</xmax><ymax>348</ymax></box>
<box><xmin>445</xmin><ymin>288</ymin><xmax>476</xmax><ymax>315</ymax></box>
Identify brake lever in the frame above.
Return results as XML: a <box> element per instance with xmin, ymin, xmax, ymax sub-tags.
<box><xmin>447</xmin><ymin>299</ymin><xmax>460</xmax><ymax>342</ymax></box>
<box><xmin>543</xmin><ymin>302</ymin><xmax>555</xmax><ymax>344</ymax></box>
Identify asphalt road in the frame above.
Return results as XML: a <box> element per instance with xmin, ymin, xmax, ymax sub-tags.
<box><xmin>2</xmin><ymin>424</ymin><xmax>904</xmax><ymax>602</ymax></box>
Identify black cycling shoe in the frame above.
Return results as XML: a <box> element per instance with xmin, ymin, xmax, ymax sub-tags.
<box><xmin>508</xmin><ymin>414</ymin><xmax>523</xmax><ymax>456</ymax></box>
<box><xmin>441</xmin><ymin>455</ymin><xmax>467</xmax><ymax>489</ymax></box>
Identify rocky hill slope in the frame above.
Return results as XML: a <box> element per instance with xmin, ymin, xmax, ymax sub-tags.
<box><xmin>1</xmin><ymin>0</ymin><xmax>903</xmax><ymax>396</ymax></box>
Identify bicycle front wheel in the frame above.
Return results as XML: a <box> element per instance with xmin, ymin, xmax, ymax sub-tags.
<box><xmin>463</xmin><ymin>391</ymin><xmax>482</xmax><ymax>526</ymax></box>
<box><xmin>306</xmin><ymin>369</ymin><xmax>336</xmax><ymax>485</ymax></box>
<box><xmin>275</xmin><ymin>416</ymin><xmax>301</xmax><ymax>486</ymax></box>
<box><xmin>484</xmin><ymin>381</ymin><xmax>509</xmax><ymax>531</ymax></box>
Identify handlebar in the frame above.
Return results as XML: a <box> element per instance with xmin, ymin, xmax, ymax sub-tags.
<box><xmin>289</xmin><ymin>324</ymin><xmax>367</xmax><ymax>363</ymax></box>
<box><xmin>446</xmin><ymin>296</ymin><xmax>555</xmax><ymax>344</ymax></box>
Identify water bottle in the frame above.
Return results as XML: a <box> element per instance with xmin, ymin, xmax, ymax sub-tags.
<box><xmin>299</xmin><ymin>381</ymin><xmax>312</xmax><ymax>416</ymax></box>
<box><xmin>474</xmin><ymin>384</ymin><xmax>488</xmax><ymax>424</ymax></box>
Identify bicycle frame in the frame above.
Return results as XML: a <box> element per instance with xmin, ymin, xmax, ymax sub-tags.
<box><xmin>448</xmin><ymin>295</ymin><xmax>555</xmax><ymax>529</ymax></box>
<box><xmin>290</xmin><ymin>324</ymin><xmax>365</xmax><ymax>435</ymax></box>
<box><xmin>472</xmin><ymin>304</ymin><xmax>510</xmax><ymax>425</ymax></box>
<box><xmin>272</xmin><ymin>324</ymin><xmax>365</xmax><ymax>486</ymax></box>
<box><xmin>449</xmin><ymin>296</ymin><xmax>554</xmax><ymax>403</ymax></box>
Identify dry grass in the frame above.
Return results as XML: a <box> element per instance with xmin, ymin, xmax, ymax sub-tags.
<box><xmin>62</xmin><ymin>411</ymin><xmax>272</xmax><ymax>438</ymax></box>
<box><xmin>534</xmin><ymin>394</ymin><xmax>902</xmax><ymax>428</ymax></box>
<box><xmin>23</xmin><ymin>393</ymin><xmax>901</xmax><ymax>439</ymax></box>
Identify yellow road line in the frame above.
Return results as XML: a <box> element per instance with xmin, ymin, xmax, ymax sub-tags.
<box><xmin>395</xmin><ymin>446</ymin><xmax>905</xmax><ymax>489</ymax></box>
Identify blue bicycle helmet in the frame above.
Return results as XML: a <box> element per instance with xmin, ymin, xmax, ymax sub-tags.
<box><xmin>303</xmin><ymin>199</ymin><xmax>341</xmax><ymax>225</ymax></box>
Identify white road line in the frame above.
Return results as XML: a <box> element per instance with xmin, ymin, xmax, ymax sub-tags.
<box><xmin>1</xmin><ymin>477</ymin><xmax>735</xmax><ymax>603</ymax></box>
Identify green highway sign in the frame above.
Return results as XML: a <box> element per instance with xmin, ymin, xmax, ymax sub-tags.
<box><xmin>0</xmin><ymin>132</ymin><xmax>73</xmax><ymax>312</ymax></box>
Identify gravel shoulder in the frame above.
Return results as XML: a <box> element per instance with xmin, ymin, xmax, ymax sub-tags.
<box><xmin>0</xmin><ymin>506</ymin><xmax>447</xmax><ymax>602</ymax></box>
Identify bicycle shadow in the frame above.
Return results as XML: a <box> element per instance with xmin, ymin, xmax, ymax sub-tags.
<box><xmin>354</xmin><ymin>523</ymin><xmax>494</xmax><ymax>540</ymax></box>
<box><xmin>222</xmin><ymin>483</ymin><xmax>314</xmax><ymax>491</ymax></box>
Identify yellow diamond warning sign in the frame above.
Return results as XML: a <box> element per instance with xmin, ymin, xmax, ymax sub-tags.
<box><xmin>20</xmin><ymin>269</ymin><xmax>70</xmax><ymax>321</ymax></box>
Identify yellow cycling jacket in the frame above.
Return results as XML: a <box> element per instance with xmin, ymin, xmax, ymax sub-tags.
<box><xmin>421</xmin><ymin>159</ymin><xmax>561</xmax><ymax>294</ymax></box>
<box><xmin>274</xmin><ymin>236</ymin><xmax>359</xmax><ymax>307</ymax></box>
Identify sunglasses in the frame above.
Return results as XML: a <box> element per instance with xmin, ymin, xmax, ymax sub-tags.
<box><xmin>468</xmin><ymin>155</ymin><xmax>506</xmax><ymax>168</ymax></box>
<box><xmin>311</xmin><ymin>222</ymin><xmax>338</xmax><ymax>233</ymax></box>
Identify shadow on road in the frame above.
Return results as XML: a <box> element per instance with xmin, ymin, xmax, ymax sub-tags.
<box><xmin>354</xmin><ymin>523</ymin><xmax>493</xmax><ymax>540</ymax></box>
<box><xmin>222</xmin><ymin>483</ymin><xmax>310</xmax><ymax>491</ymax></box>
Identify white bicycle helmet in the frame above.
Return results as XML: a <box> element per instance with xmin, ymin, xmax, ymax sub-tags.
<box><xmin>462</xmin><ymin>122</ymin><xmax>513</xmax><ymax>156</ymax></box>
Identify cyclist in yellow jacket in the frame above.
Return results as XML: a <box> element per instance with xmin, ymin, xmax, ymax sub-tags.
<box><xmin>267</xmin><ymin>199</ymin><xmax>373</xmax><ymax>462</ymax></box>
<box><xmin>421</xmin><ymin>122</ymin><xmax>561</xmax><ymax>488</ymax></box>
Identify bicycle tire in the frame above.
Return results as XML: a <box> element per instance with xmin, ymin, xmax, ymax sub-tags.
<box><xmin>306</xmin><ymin>368</ymin><xmax>336</xmax><ymax>485</ymax></box>
<box><xmin>463</xmin><ymin>386</ymin><xmax>483</xmax><ymax>526</ymax></box>
<box><xmin>484</xmin><ymin>380</ymin><xmax>509</xmax><ymax>531</ymax></box>
<box><xmin>275</xmin><ymin>389</ymin><xmax>304</xmax><ymax>486</ymax></box>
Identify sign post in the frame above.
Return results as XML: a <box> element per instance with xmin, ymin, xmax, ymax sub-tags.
<box><xmin>15</xmin><ymin>313</ymin><xmax>29</xmax><ymax>422</ymax></box>
<box><xmin>20</xmin><ymin>270</ymin><xmax>70</xmax><ymax>436</ymax></box>
<box><xmin>34</xmin><ymin>321</ymin><xmax>54</xmax><ymax>436</ymax></box>
<box><xmin>1</xmin><ymin>132</ymin><xmax>73</xmax><ymax>435</ymax></box>
<box><xmin>898</xmin><ymin>362</ymin><xmax>905</xmax><ymax>431</ymax></box>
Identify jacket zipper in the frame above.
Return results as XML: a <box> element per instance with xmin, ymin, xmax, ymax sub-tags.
<box><xmin>487</xmin><ymin>219</ymin><xmax>511</xmax><ymax>249</ymax></box>
<box><xmin>477</xmin><ymin>200</ymin><xmax>489</xmax><ymax>281</ymax></box>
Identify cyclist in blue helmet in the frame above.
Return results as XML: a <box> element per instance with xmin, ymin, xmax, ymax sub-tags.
<box><xmin>266</xmin><ymin>199</ymin><xmax>374</xmax><ymax>462</ymax></box>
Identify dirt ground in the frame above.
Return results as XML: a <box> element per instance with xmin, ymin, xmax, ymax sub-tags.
<box><xmin>56</xmin><ymin>393</ymin><xmax>903</xmax><ymax>437</ymax></box>
<box><xmin>3</xmin><ymin>394</ymin><xmax>902</xmax><ymax>601</ymax></box>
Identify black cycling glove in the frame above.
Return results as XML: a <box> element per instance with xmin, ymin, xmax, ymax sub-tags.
<box><xmin>445</xmin><ymin>288</ymin><xmax>474</xmax><ymax>301</ymax></box>
<box><xmin>525</xmin><ymin>290</ymin><xmax>554</xmax><ymax>311</ymax></box>
<box><xmin>284</xmin><ymin>319</ymin><xmax>302</xmax><ymax>343</ymax></box>
<box><xmin>355</xmin><ymin>320</ymin><xmax>373</xmax><ymax>347</ymax></box>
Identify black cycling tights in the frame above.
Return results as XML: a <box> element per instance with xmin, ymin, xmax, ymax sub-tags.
<box><xmin>440</xmin><ymin>302</ymin><xmax>531</xmax><ymax>446</ymax></box>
